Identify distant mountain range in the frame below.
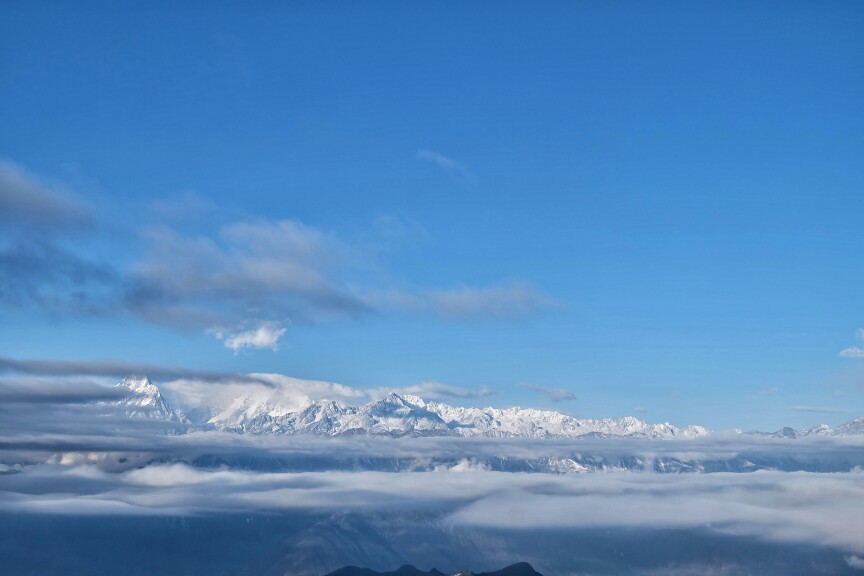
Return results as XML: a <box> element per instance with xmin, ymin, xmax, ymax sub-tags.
<box><xmin>325</xmin><ymin>562</ymin><xmax>542</xmax><ymax>576</ymax></box>
<box><xmin>110</xmin><ymin>375</ymin><xmax>864</xmax><ymax>440</ymax></box>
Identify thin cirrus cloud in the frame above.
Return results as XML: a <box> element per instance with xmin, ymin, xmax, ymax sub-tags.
<box><xmin>364</xmin><ymin>281</ymin><xmax>558</xmax><ymax>319</ymax></box>
<box><xmin>430</xmin><ymin>281</ymin><xmax>558</xmax><ymax>319</ymax></box>
<box><xmin>368</xmin><ymin>381</ymin><xmax>495</xmax><ymax>402</ymax></box>
<box><xmin>416</xmin><ymin>149</ymin><xmax>476</xmax><ymax>185</ymax></box>
<box><xmin>789</xmin><ymin>405</ymin><xmax>853</xmax><ymax>415</ymax></box>
<box><xmin>520</xmin><ymin>382</ymin><xmax>577</xmax><ymax>403</ymax></box>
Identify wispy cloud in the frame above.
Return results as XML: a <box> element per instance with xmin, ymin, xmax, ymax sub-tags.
<box><xmin>417</xmin><ymin>149</ymin><xmax>476</xmax><ymax>185</ymax></box>
<box><xmin>430</xmin><ymin>281</ymin><xmax>557</xmax><ymax>319</ymax></box>
<box><xmin>369</xmin><ymin>382</ymin><xmax>495</xmax><ymax>402</ymax></box>
<box><xmin>520</xmin><ymin>383</ymin><xmax>577</xmax><ymax>403</ymax></box>
<box><xmin>1</xmin><ymin>161</ymin><xmax>557</xmax><ymax>352</ymax></box>
<box><xmin>163</xmin><ymin>372</ymin><xmax>367</xmax><ymax>415</ymax></box>
<box><xmin>0</xmin><ymin>159</ymin><xmax>91</xmax><ymax>230</ymax></box>
<box><xmin>128</xmin><ymin>220</ymin><xmax>368</xmax><ymax>331</ymax></box>
<box><xmin>365</xmin><ymin>280</ymin><xmax>558</xmax><ymax>320</ymax></box>
<box><xmin>789</xmin><ymin>405</ymin><xmax>853</xmax><ymax>414</ymax></box>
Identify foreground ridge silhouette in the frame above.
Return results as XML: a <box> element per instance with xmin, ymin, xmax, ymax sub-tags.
<box><xmin>325</xmin><ymin>562</ymin><xmax>542</xmax><ymax>576</ymax></box>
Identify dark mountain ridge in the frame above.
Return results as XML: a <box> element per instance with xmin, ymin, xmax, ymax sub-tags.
<box><xmin>325</xmin><ymin>563</ymin><xmax>541</xmax><ymax>576</ymax></box>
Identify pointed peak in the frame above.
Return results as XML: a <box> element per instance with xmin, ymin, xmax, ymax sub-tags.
<box><xmin>116</xmin><ymin>375</ymin><xmax>159</xmax><ymax>395</ymax></box>
<box><xmin>401</xmin><ymin>394</ymin><xmax>426</xmax><ymax>408</ymax></box>
<box><xmin>381</xmin><ymin>392</ymin><xmax>408</xmax><ymax>404</ymax></box>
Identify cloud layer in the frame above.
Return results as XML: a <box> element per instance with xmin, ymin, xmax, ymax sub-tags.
<box><xmin>1</xmin><ymin>456</ymin><xmax>863</xmax><ymax>557</ymax></box>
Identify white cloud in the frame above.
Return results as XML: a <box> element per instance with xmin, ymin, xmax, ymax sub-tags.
<box><xmin>5</xmin><ymin>461</ymin><xmax>864</xmax><ymax>557</ymax></box>
<box><xmin>847</xmin><ymin>555</ymin><xmax>864</xmax><ymax>570</ymax></box>
<box><xmin>162</xmin><ymin>372</ymin><xmax>367</xmax><ymax>415</ymax></box>
<box><xmin>213</xmin><ymin>321</ymin><xmax>287</xmax><ymax>352</ymax></box>
<box><xmin>838</xmin><ymin>329</ymin><xmax>864</xmax><ymax>358</ymax></box>
<box><xmin>839</xmin><ymin>347</ymin><xmax>864</xmax><ymax>359</ymax></box>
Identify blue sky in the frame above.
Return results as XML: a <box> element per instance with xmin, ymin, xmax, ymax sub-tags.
<box><xmin>1</xmin><ymin>1</ymin><xmax>863</xmax><ymax>430</ymax></box>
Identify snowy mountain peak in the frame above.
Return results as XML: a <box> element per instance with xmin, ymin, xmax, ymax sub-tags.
<box><xmin>834</xmin><ymin>417</ymin><xmax>864</xmax><ymax>436</ymax></box>
<box><xmin>107</xmin><ymin>375</ymin><xmax>864</xmax><ymax>441</ymax></box>
<box><xmin>116</xmin><ymin>375</ymin><xmax>159</xmax><ymax>396</ymax></box>
<box><xmin>112</xmin><ymin>375</ymin><xmax>185</xmax><ymax>422</ymax></box>
<box><xmin>401</xmin><ymin>394</ymin><xmax>427</xmax><ymax>408</ymax></box>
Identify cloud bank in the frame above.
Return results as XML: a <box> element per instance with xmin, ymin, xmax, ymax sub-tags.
<box><xmin>1</xmin><ymin>459</ymin><xmax>863</xmax><ymax>557</ymax></box>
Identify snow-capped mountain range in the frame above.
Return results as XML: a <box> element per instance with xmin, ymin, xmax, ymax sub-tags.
<box><xmin>111</xmin><ymin>376</ymin><xmax>864</xmax><ymax>439</ymax></box>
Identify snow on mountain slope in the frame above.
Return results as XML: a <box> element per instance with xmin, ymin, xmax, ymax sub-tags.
<box><xmin>109</xmin><ymin>375</ymin><xmax>863</xmax><ymax>440</ymax></box>
<box><xmin>112</xmin><ymin>376</ymin><xmax>186</xmax><ymax>422</ymax></box>
<box><xmin>833</xmin><ymin>417</ymin><xmax>864</xmax><ymax>436</ymax></box>
<box><xmin>156</xmin><ymin>377</ymin><xmax>709</xmax><ymax>438</ymax></box>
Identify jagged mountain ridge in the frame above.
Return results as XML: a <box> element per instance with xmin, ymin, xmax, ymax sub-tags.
<box><xmin>107</xmin><ymin>375</ymin><xmax>864</xmax><ymax>439</ymax></box>
<box><xmin>325</xmin><ymin>562</ymin><xmax>542</xmax><ymax>576</ymax></box>
<box><xmin>194</xmin><ymin>388</ymin><xmax>710</xmax><ymax>439</ymax></box>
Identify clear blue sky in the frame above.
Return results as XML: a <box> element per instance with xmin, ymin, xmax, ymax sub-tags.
<box><xmin>1</xmin><ymin>1</ymin><xmax>862</xmax><ymax>430</ymax></box>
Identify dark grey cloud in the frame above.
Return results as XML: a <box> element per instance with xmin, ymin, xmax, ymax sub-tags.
<box><xmin>789</xmin><ymin>405</ymin><xmax>853</xmax><ymax>414</ymax></box>
<box><xmin>0</xmin><ymin>378</ymin><xmax>127</xmax><ymax>404</ymax></box>
<box><xmin>0</xmin><ymin>356</ymin><xmax>273</xmax><ymax>386</ymax></box>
